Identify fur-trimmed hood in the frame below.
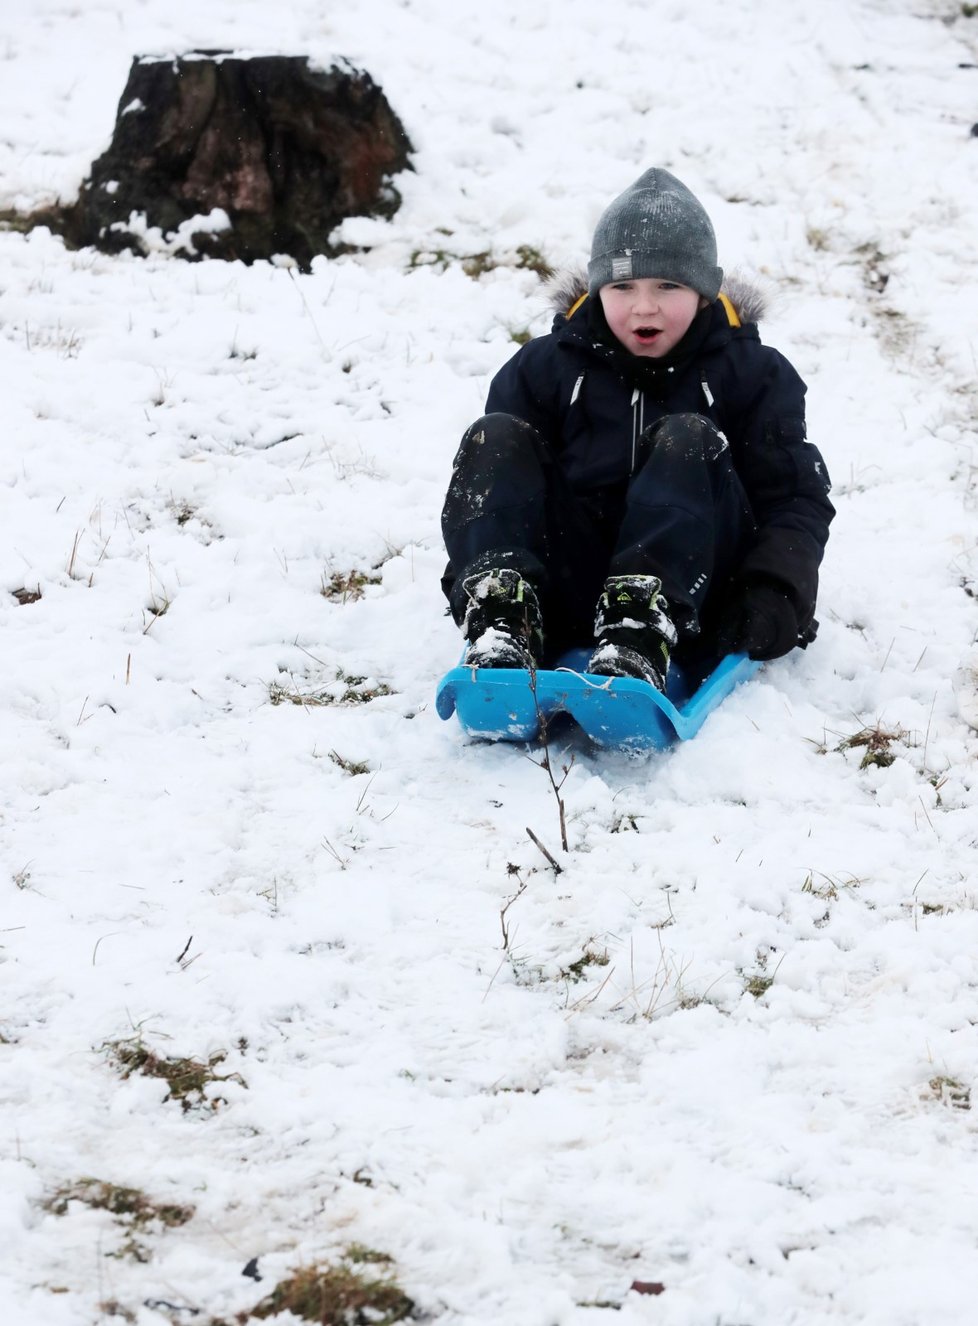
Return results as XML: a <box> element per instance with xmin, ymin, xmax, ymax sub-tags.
<box><xmin>544</xmin><ymin>266</ymin><xmax>768</xmax><ymax>325</ymax></box>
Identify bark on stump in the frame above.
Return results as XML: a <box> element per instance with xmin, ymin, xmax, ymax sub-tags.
<box><xmin>62</xmin><ymin>53</ymin><xmax>412</xmax><ymax>267</ymax></box>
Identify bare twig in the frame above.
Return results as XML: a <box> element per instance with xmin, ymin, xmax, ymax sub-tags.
<box><xmin>525</xmin><ymin>665</ymin><xmax>572</xmax><ymax>851</ymax></box>
<box><xmin>499</xmin><ymin>869</ymin><xmax>528</xmax><ymax>950</ymax></box>
<box><xmin>526</xmin><ymin>826</ymin><xmax>562</xmax><ymax>874</ymax></box>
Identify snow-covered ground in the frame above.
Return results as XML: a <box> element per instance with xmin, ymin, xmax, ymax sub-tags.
<box><xmin>2</xmin><ymin>2</ymin><xmax>978</xmax><ymax>1323</ymax></box>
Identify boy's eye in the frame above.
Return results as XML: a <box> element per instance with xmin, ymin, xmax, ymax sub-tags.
<box><xmin>610</xmin><ymin>282</ymin><xmax>634</xmax><ymax>291</ymax></box>
<box><xmin>659</xmin><ymin>282</ymin><xmax>681</xmax><ymax>291</ymax></box>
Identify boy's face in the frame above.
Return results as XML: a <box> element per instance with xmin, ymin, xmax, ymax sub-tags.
<box><xmin>598</xmin><ymin>278</ymin><xmax>703</xmax><ymax>358</ymax></box>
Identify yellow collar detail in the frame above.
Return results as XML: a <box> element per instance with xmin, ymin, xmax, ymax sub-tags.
<box><xmin>718</xmin><ymin>292</ymin><xmax>741</xmax><ymax>327</ymax></box>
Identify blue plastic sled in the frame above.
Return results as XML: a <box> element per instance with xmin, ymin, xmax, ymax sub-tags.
<box><xmin>436</xmin><ymin>649</ymin><xmax>760</xmax><ymax>751</ymax></box>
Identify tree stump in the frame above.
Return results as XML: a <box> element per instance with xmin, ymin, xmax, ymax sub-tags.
<box><xmin>59</xmin><ymin>53</ymin><xmax>413</xmax><ymax>267</ymax></box>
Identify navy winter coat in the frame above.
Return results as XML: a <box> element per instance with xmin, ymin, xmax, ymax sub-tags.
<box><xmin>484</xmin><ymin>281</ymin><xmax>834</xmax><ymax>634</ymax></box>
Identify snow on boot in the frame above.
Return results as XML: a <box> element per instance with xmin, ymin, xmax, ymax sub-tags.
<box><xmin>461</xmin><ymin>567</ymin><xmax>544</xmax><ymax>670</ymax></box>
<box><xmin>587</xmin><ymin>574</ymin><xmax>677</xmax><ymax>690</ymax></box>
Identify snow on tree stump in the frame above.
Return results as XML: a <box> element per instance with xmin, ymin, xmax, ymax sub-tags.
<box><xmin>63</xmin><ymin>53</ymin><xmax>413</xmax><ymax>267</ymax></box>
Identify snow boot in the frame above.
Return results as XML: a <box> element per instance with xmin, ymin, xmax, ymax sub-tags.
<box><xmin>461</xmin><ymin>567</ymin><xmax>544</xmax><ymax>670</ymax></box>
<box><xmin>588</xmin><ymin>574</ymin><xmax>677</xmax><ymax>690</ymax></box>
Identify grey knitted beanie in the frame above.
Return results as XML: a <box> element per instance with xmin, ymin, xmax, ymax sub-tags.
<box><xmin>587</xmin><ymin>168</ymin><xmax>723</xmax><ymax>300</ymax></box>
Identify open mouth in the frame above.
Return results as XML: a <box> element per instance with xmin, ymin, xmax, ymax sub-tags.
<box><xmin>633</xmin><ymin>326</ymin><xmax>661</xmax><ymax>343</ymax></box>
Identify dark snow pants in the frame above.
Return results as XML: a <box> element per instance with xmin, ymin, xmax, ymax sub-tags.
<box><xmin>441</xmin><ymin>411</ymin><xmax>756</xmax><ymax>660</ymax></box>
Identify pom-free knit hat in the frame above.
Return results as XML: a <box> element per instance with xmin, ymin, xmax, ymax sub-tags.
<box><xmin>587</xmin><ymin>168</ymin><xmax>723</xmax><ymax>300</ymax></box>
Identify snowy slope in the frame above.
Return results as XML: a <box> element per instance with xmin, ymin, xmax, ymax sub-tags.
<box><xmin>2</xmin><ymin>2</ymin><xmax>978</xmax><ymax>1324</ymax></box>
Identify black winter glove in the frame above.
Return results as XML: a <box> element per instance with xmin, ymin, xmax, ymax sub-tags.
<box><xmin>715</xmin><ymin>580</ymin><xmax>800</xmax><ymax>661</ymax></box>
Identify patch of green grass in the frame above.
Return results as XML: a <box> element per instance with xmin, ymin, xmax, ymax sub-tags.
<box><xmin>98</xmin><ymin>1302</ymin><xmax>137</xmax><ymax>1323</ymax></box>
<box><xmin>169</xmin><ymin>500</ymin><xmax>197</xmax><ymax>526</ymax></box>
<box><xmin>44</xmin><ymin>1178</ymin><xmax>193</xmax><ymax>1225</ymax></box>
<box><xmin>44</xmin><ymin>1178</ymin><xmax>193</xmax><ymax>1263</ymax></box>
<box><xmin>105</xmin><ymin>1036</ymin><xmax>246</xmax><ymax>1112</ymax></box>
<box><xmin>327</xmin><ymin>750</ymin><xmax>372</xmax><ymax>776</ymax></box>
<box><xmin>929</xmin><ymin>1074</ymin><xmax>971</xmax><ymax>1110</ymax></box>
<box><xmin>0</xmin><ymin>206</ymin><xmax>56</xmax><ymax>234</ymax></box>
<box><xmin>460</xmin><ymin>250</ymin><xmax>497</xmax><ymax>278</ymax></box>
<box><xmin>268</xmin><ymin>672</ymin><xmax>393</xmax><ymax>708</ymax></box>
<box><xmin>742</xmin><ymin>950</ymin><xmax>782</xmax><ymax>1000</ymax></box>
<box><xmin>345</xmin><ymin>1244</ymin><xmax>395</xmax><ymax>1266</ymax></box>
<box><xmin>743</xmin><ymin>973</ymin><xmax>774</xmax><ymax>999</ymax></box>
<box><xmin>513</xmin><ymin>244</ymin><xmax>552</xmax><ymax>277</ymax></box>
<box><xmin>321</xmin><ymin>569</ymin><xmax>382</xmax><ymax>603</ymax></box>
<box><xmin>408</xmin><ymin>242</ymin><xmax>551</xmax><ymax>281</ymax></box>
<box><xmin>610</xmin><ymin>812</ymin><xmax>639</xmax><ymax>833</ymax></box>
<box><xmin>837</xmin><ymin>722</ymin><xmax>908</xmax><ymax>769</ymax></box>
<box><xmin>559</xmin><ymin>945</ymin><xmax>611</xmax><ymax>983</ymax></box>
<box><xmin>248</xmin><ymin>1255</ymin><xmax>413</xmax><ymax>1324</ymax></box>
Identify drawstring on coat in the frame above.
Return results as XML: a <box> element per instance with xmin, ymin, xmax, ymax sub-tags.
<box><xmin>630</xmin><ymin>388</ymin><xmax>645</xmax><ymax>473</ymax></box>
